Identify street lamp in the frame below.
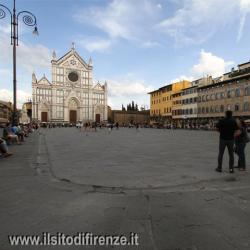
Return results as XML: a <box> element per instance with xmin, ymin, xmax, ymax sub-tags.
<box><xmin>0</xmin><ymin>0</ymin><xmax>38</xmax><ymax>125</ymax></box>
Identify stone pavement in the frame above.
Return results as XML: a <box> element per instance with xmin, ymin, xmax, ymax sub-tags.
<box><xmin>1</xmin><ymin>128</ymin><xmax>250</xmax><ymax>250</ymax></box>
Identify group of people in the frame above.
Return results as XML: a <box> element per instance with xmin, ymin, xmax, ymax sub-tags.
<box><xmin>0</xmin><ymin>123</ymin><xmax>38</xmax><ymax>158</ymax></box>
<box><xmin>216</xmin><ymin>111</ymin><xmax>249</xmax><ymax>173</ymax></box>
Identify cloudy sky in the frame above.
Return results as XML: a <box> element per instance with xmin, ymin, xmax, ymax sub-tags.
<box><xmin>1</xmin><ymin>0</ymin><xmax>250</xmax><ymax>109</ymax></box>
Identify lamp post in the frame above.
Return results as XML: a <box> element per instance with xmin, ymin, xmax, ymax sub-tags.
<box><xmin>0</xmin><ymin>0</ymin><xmax>38</xmax><ymax>126</ymax></box>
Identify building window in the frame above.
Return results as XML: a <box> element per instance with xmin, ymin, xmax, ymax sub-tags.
<box><xmin>235</xmin><ymin>104</ymin><xmax>240</xmax><ymax>111</ymax></box>
<box><xmin>220</xmin><ymin>105</ymin><xmax>224</xmax><ymax>113</ymax></box>
<box><xmin>202</xmin><ymin>107</ymin><xmax>205</xmax><ymax>113</ymax></box>
<box><xmin>202</xmin><ymin>95</ymin><xmax>206</xmax><ymax>102</ymax></box>
<box><xmin>206</xmin><ymin>95</ymin><xmax>210</xmax><ymax>101</ymax></box>
<box><xmin>235</xmin><ymin>88</ymin><xmax>240</xmax><ymax>97</ymax></box>
<box><xmin>227</xmin><ymin>90</ymin><xmax>231</xmax><ymax>98</ymax></box>
<box><xmin>215</xmin><ymin>93</ymin><xmax>220</xmax><ymax>99</ymax></box>
<box><xmin>227</xmin><ymin>104</ymin><xmax>231</xmax><ymax>111</ymax></box>
<box><xmin>215</xmin><ymin>106</ymin><xmax>219</xmax><ymax>113</ymax></box>
<box><xmin>245</xmin><ymin>87</ymin><xmax>250</xmax><ymax>96</ymax></box>
<box><xmin>244</xmin><ymin>102</ymin><xmax>249</xmax><ymax>111</ymax></box>
<box><xmin>206</xmin><ymin>107</ymin><xmax>209</xmax><ymax>113</ymax></box>
<box><xmin>221</xmin><ymin>92</ymin><xmax>225</xmax><ymax>99</ymax></box>
<box><xmin>210</xmin><ymin>106</ymin><xmax>214</xmax><ymax>113</ymax></box>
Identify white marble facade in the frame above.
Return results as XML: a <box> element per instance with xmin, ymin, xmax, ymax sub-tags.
<box><xmin>32</xmin><ymin>46</ymin><xmax>108</xmax><ymax>123</ymax></box>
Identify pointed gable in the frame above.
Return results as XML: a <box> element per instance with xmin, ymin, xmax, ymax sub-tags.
<box><xmin>54</xmin><ymin>49</ymin><xmax>90</xmax><ymax>70</ymax></box>
<box><xmin>37</xmin><ymin>75</ymin><xmax>51</xmax><ymax>86</ymax></box>
<box><xmin>93</xmin><ymin>82</ymin><xmax>104</xmax><ymax>91</ymax></box>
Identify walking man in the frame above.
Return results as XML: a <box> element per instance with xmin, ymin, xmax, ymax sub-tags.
<box><xmin>215</xmin><ymin>110</ymin><xmax>238</xmax><ymax>173</ymax></box>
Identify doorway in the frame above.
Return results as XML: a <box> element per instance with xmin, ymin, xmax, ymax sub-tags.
<box><xmin>41</xmin><ymin>112</ymin><xmax>48</xmax><ymax>122</ymax></box>
<box><xmin>95</xmin><ymin>114</ymin><xmax>100</xmax><ymax>123</ymax></box>
<box><xmin>69</xmin><ymin>110</ymin><xmax>77</xmax><ymax>124</ymax></box>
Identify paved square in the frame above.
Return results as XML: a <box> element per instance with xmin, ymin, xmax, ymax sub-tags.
<box><xmin>43</xmin><ymin>127</ymin><xmax>249</xmax><ymax>188</ymax></box>
<box><xmin>1</xmin><ymin>128</ymin><xmax>250</xmax><ymax>250</ymax></box>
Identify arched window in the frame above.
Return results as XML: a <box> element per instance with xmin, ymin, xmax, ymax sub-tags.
<box><xmin>206</xmin><ymin>95</ymin><xmax>210</xmax><ymax>101</ymax></box>
<box><xmin>202</xmin><ymin>95</ymin><xmax>206</xmax><ymax>102</ymax></box>
<box><xmin>227</xmin><ymin>90</ymin><xmax>231</xmax><ymax>98</ymax></box>
<box><xmin>221</xmin><ymin>92</ymin><xmax>225</xmax><ymax>98</ymax></box>
<box><xmin>215</xmin><ymin>93</ymin><xmax>220</xmax><ymax>99</ymax></box>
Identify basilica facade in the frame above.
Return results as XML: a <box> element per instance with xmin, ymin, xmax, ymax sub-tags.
<box><xmin>32</xmin><ymin>46</ymin><xmax>108</xmax><ymax>124</ymax></box>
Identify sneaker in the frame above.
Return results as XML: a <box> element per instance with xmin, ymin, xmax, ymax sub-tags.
<box><xmin>229</xmin><ymin>168</ymin><xmax>234</xmax><ymax>174</ymax></box>
<box><xmin>215</xmin><ymin>167</ymin><xmax>222</xmax><ymax>172</ymax></box>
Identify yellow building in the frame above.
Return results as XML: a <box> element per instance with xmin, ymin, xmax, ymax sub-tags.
<box><xmin>0</xmin><ymin>100</ymin><xmax>12</xmax><ymax>123</ymax></box>
<box><xmin>148</xmin><ymin>80</ymin><xmax>191</xmax><ymax>122</ymax></box>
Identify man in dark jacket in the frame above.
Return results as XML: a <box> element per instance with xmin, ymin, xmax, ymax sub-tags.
<box><xmin>215</xmin><ymin>111</ymin><xmax>238</xmax><ymax>173</ymax></box>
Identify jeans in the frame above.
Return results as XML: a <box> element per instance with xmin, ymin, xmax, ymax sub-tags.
<box><xmin>235</xmin><ymin>142</ymin><xmax>246</xmax><ymax>169</ymax></box>
<box><xmin>218</xmin><ymin>139</ymin><xmax>234</xmax><ymax>169</ymax></box>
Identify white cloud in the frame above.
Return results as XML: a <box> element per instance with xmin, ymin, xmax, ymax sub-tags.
<box><xmin>73</xmin><ymin>0</ymin><xmax>250</xmax><ymax>47</ymax></box>
<box><xmin>74</xmin><ymin>0</ymin><xmax>162</xmax><ymax>43</ymax></box>
<box><xmin>192</xmin><ymin>50</ymin><xmax>234</xmax><ymax>78</ymax></box>
<box><xmin>78</xmin><ymin>38</ymin><xmax>112</xmax><ymax>52</ymax></box>
<box><xmin>157</xmin><ymin>0</ymin><xmax>247</xmax><ymax>44</ymax></box>
<box><xmin>169</xmin><ymin>50</ymin><xmax>234</xmax><ymax>84</ymax></box>
<box><xmin>0</xmin><ymin>32</ymin><xmax>51</xmax><ymax>73</ymax></box>
<box><xmin>141</xmin><ymin>41</ymin><xmax>161</xmax><ymax>48</ymax></box>
<box><xmin>0</xmin><ymin>89</ymin><xmax>31</xmax><ymax>108</ymax></box>
<box><xmin>0</xmin><ymin>68</ymin><xmax>11</xmax><ymax>78</ymax></box>
<box><xmin>170</xmin><ymin>75</ymin><xmax>194</xmax><ymax>83</ymax></box>
<box><xmin>107</xmin><ymin>77</ymin><xmax>153</xmax><ymax>97</ymax></box>
<box><xmin>237</xmin><ymin>0</ymin><xmax>250</xmax><ymax>42</ymax></box>
<box><xmin>98</xmin><ymin>74</ymin><xmax>153</xmax><ymax>109</ymax></box>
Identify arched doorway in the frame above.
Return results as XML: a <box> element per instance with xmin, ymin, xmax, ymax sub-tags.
<box><xmin>69</xmin><ymin>98</ymin><xmax>78</xmax><ymax>124</ymax></box>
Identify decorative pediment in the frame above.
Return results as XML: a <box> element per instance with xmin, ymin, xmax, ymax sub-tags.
<box><xmin>55</xmin><ymin>49</ymin><xmax>90</xmax><ymax>70</ymax></box>
<box><xmin>37</xmin><ymin>76</ymin><xmax>51</xmax><ymax>85</ymax></box>
<box><xmin>93</xmin><ymin>82</ymin><xmax>104</xmax><ymax>91</ymax></box>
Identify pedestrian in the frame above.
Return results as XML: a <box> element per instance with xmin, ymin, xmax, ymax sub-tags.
<box><xmin>215</xmin><ymin>111</ymin><xmax>238</xmax><ymax>173</ymax></box>
<box><xmin>0</xmin><ymin>138</ymin><xmax>13</xmax><ymax>158</ymax></box>
<box><xmin>116</xmin><ymin>122</ymin><xmax>119</xmax><ymax>130</ymax></box>
<box><xmin>234</xmin><ymin>119</ymin><xmax>249</xmax><ymax>171</ymax></box>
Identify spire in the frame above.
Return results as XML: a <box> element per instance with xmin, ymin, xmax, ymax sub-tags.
<box><xmin>88</xmin><ymin>57</ymin><xmax>93</xmax><ymax>67</ymax></box>
<box><xmin>52</xmin><ymin>50</ymin><xmax>56</xmax><ymax>60</ymax></box>
<box><xmin>32</xmin><ymin>72</ymin><xmax>37</xmax><ymax>83</ymax></box>
<box><xmin>71</xmin><ymin>42</ymin><xmax>75</xmax><ymax>51</ymax></box>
